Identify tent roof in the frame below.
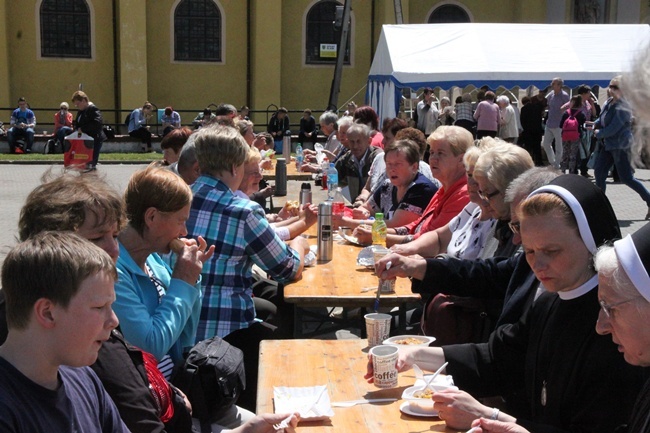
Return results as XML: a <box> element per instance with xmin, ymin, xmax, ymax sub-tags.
<box><xmin>368</xmin><ymin>23</ymin><xmax>650</xmax><ymax>90</ymax></box>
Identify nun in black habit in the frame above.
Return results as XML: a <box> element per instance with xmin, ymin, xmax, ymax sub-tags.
<box><xmin>366</xmin><ymin>174</ymin><xmax>644</xmax><ymax>433</ymax></box>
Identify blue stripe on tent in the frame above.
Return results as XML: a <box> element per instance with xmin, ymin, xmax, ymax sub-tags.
<box><xmin>368</xmin><ymin>75</ymin><xmax>613</xmax><ymax>90</ymax></box>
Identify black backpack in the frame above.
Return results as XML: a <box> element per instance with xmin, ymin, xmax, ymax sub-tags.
<box><xmin>172</xmin><ymin>337</ymin><xmax>246</xmax><ymax>422</ymax></box>
<box><xmin>124</xmin><ymin>112</ymin><xmax>131</xmax><ymax>128</ymax></box>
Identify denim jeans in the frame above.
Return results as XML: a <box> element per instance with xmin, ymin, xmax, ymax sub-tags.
<box><xmin>56</xmin><ymin>126</ymin><xmax>73</xmax><ymax>144</ymax></box>
<box><xmin>7</xmin><ymin>127</ymin><xmax>34</xmax><ymax>151</ymax></box>
<box><xmin>594</xmin><ymin>147</ymin><xmax>650</xmax><ymax>206</ymax></box>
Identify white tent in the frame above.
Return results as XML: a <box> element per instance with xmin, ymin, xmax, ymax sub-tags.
<box><xmin>367</xmin><ymin>23</ymin><xmax>650</xmax><ymax>121</ymax></box>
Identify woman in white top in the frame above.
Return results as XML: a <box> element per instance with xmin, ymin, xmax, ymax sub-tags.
<box><xmin>497</xmin><ymin>95</ymin><xmax>519</xmax><ymax>143</ymax></box>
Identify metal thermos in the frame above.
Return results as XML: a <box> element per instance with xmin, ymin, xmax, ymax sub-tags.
<box><xmin>275</xmin><ymin>158</ymin><xmax>287</xmax><ymax>196</ymax></box>
<box><xmin>299</xmin><ymin>183</ymin><xmax>312</xmax><ymax>205</ymax></box>
<box><xmin>282</xmin><ymin>130</ymin><xmax>292</xmax><ymax>162</ymax></box>
<box><xmin>317</xmin><ymin>202</ymin><xmax>333</xmax><ymax>262</ymax></box>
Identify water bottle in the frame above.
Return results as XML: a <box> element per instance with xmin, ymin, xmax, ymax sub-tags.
<box><xmin>320</xmin><ymin>157</ymin><xmax>329</xmax><ymax>190</ymax></box>
<box><xmin>332</xmin><ymin>187</ymin><xmax>345</xmax><ymax>216</ymax></box>
<box><xmin>317</xmin><ymin>202</ymin><xmax>333</xmax><ymax>262</ymax></box>
<box><xmin>274</xmin><ymin>158</ymin><xmax>287</xmax><ymax>196</ymax></box>
<box><xmin>296</xmin><ymin>143</ymin><xmax>304</xmax><ymax>172</ymax></box>
<box><xmin>372</xmin><ymin>213</ymin><xmax>387</xmax><ymax>246</ymax></box>
<box><xmin>299</xmin><ymin>182</ymin><xmax>312</xmax><ymax>205</ymax></box>
<box><xmin>326</xmin><ymin>162</ymin><xmax>339</xmax><ymax>199</ymax></box>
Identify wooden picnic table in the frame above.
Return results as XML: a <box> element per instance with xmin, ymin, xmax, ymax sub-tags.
<box><xmin>257</xmin><ymin>339</ymin><xmax>454</xmax><ymax>432</ymax></box>
<box><xmin>284</xmin><ymin>228</ymin><xmax>421</xmax><ymax>337</ymax></box>
<box><xmin>262</xmin><ymin>159</ymin><xmax>314</xmax><ymax>181</ymax></box>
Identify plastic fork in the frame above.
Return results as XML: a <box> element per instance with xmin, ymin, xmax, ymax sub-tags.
<box><xmin>272</xmin><ymin>413</ymin><xmax>294</xmax><ymax>431</ymax></box>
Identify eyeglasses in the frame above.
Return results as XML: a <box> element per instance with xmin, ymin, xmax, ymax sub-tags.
<box><xmin>599</xmin><ymin>295</ymin><xmax>642</xmax><ymax>319</ymax></box>
<box><xmin>609</xmin><ymin>85</ymin><xmax>619</xmax><ymax>90</ymax></box>
<box><xmin>60</xmin><ymin>107</ymin><xmax>68</xmax><ymax>110</ymax></box>
<box><xmin>245</xmin><ymin>169</ymin><xmax>263</xmax><ymax>177</ymax></box>
<box><xmin>508</xmin><ymin>221</ymin><xmax>520</xmax><ymax>235</ymax></box>
<box><xmin>478</xmin><ymin>189</ymin><xmax>500</xmax><ymax>202</ymax></box>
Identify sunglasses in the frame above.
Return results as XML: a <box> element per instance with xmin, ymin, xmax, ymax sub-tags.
<box><xmin>609</xmin><ymin>85</ymin><xmax>619</xmax><ymax>90</ymax></box>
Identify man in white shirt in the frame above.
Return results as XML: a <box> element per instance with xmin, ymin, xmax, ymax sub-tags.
<box><xmin>416</xmin><ymin>87</ymin><xmax>439</xmax><ymax>136</ymax></box>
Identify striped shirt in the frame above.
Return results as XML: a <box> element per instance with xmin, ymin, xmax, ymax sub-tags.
<box><xmin>187</xmin><ymin>175</ymin><xmax>301</xmax><ymax>339</ymax></box>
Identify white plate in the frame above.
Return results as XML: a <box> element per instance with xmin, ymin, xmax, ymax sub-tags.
<box><xmin>273</xmin><ymin>385</ymin><xmax>334</xmax><ymax>421</ymax></box>
<box><xmin>383</xmin><ymin>335</ymin><xmax>436</xmax><ymax>347</ymax></box>
<box><xmin>399</xmin><ymin>401</ymin><xmax>439</xmax><ymax>418</ymax></box>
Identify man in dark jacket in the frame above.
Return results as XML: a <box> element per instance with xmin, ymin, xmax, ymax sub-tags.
<box><xmin>72</xmin><ymin>90</ymin><xmax>106</xmax><ymax>171</ymax></box>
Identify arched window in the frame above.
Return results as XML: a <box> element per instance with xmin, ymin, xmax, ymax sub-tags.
<box><xmin>428</xmin><ymin>4</ymin><xmax>471</xmax><ymax>23</ymax></box>
<box><xmin>306</xmin><ymin>0</ymin><xmax>350</xmax><ymax>65</ymax></box>
<box><xmin>174</xmin><ymin>0</ymin><xmax>222</xmax><ymax>62</ymax></box>
<box><xmin>40</xmin><ymin>0</ymin><xmax>91</xmax><ymax>58</ymax></box>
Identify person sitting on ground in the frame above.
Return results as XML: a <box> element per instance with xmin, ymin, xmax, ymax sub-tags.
<box><xmin>334</xmin><ymin>123</ymin><xmax>382</xmax><ymax>202</ymax></box>
<box><xmin>369</xmin><ymin>174</ymin><xmax>642</xmax><ymax>433</ymax></box>
<box><xmin>0</xmin><ymin>231</ymin><xmax>129</xmax><ymax>432</ymax></box>
<box><xmin>186</xmin><ymin>125</ymin><xmax>310</xmax><ymax>410</ymax></box>
<box><xmin>7</xmin><ymin>97</ymin><xmax>36</xmax><ymax>154</ymax></box>
<box><xmin>354</xmin><ymin>125</ymin><xmax>471</xmax><ymax>247</ymax></box>
<box><xmin>193</xmin><ymin>108</ymin><xmax>216</xmax><ymax>129</ymax></box>
<box><xmin>128</xmin><ymin>101</ymin><xmax>154</xmax><ymax>152</ymax></box>
<box><xmin>53</xmin><ymin>101</ymin><xmax>73</xmax><ymax>145</ymax></box>
<box><xmin>161</xmin><ymin>126</ymin><xmax>192</xmax><ymax>168</ymax></box>
<box><xmin>298</xmin><ymin>109</ymin><xmax>318</xmax><ymax>150</ymax></box>
<box><xmin>333</xmin><ymin>139</ymin><xmax>438</xmax><ymax>230</ymax></box>
<box><xmin>161</xmin><ymin>106</ymin><xmax>181</xmax><ymax>137</ymax></box>
<box><xmin>390</xmin><ymin>137</ymin><xmax>501</xmax><ymax>260</ymax></box>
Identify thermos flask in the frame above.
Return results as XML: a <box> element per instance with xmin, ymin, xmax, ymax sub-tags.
<box><xmin>282</xmin><ymin>130</ymin><xmax>292</xmax><ymax>162</ymax></box>
<box><xmin>317</xmin><ymin>202</ymin><xmax>333</xmax><ymax>262</ymax></box>
<box><xmin>299</xmin><ymin>183</ymin><xmax>312</xmax><ymax>205</ymax></box>
<box><xmin>275</xmin><ymin>158</ymin><xmax>287</xmax><ymax>196</ymax></box>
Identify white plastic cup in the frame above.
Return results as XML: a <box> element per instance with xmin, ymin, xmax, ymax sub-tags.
<box><xmin>369</xmin><ymin>345</ymin><xmax>399</xmax><ymax>389</ymax></box>
<box><xmin>365</xmin><ymin>313</ymin><xmax>391</xmax><ymax>348</ymax></box>
<box><xmin>373</xmin><ymin>248</ymin><xmax>395</xmax><ymax>293</ymax></box>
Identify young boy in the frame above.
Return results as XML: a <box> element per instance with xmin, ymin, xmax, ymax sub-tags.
<box><xmin>0</xmin><ymin>231</ymin><xmax>129</xmax><ymax>432</ymax></box>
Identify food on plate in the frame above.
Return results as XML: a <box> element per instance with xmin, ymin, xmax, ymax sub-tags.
<box><xmin>393</xmin><ymin>337</ymin><xmax>426</xmax><ymax>345</ymax></box>
<box><xmin>413</xmin><ymin>388</ymin><xmax>434</xmax><ymax>399</ymax></box>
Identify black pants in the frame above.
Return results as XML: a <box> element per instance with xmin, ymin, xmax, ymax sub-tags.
<box><xmin>476</xmin><ymin>130</ymin><xmax>497</xmax><ymax>139</ymax></box>
<box><xmin>129</xmin><ymin>127</ymin><xmax>152</xmax><ymax>148</ymax></box>
<box><xmin>519</xmin><ymin>131</ymin><xmax>544</xmax><ymax>166</ymax></box>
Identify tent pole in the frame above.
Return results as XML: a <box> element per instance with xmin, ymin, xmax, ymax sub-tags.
<box><xmin>327</xmin><ymin>0</ymin><xmax>351</xmax><ymax>111</ymax></box>
<box><xmin>394</xmin><ymin>0</ymin><xmax>403</xmax><ymax>24</ymax></box>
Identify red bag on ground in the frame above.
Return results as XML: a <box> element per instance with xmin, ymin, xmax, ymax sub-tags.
<box><xmin>63</xmin><ymin>131</ymin><xmax>94</xmax><ymax>168</ymax></box>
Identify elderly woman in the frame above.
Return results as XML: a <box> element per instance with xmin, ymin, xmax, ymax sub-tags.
<box><xmin>593</xmin><ymin>75</ymin><xmax>650</xmax><ymax>219</ymax></box>
<box><xmin>497</xmin><ymin>95</ymin><xmax>519</xmax><ymax>143</ymax></box>
<box><xmin>333</xmin><ymin>139</ymin><xmax>438</xmax><ymax>229</ymax></box>
<box><xmin>353</xmin><ymin>105</ymin><xmax>384</xmax><ymax>149</ymax></box>
<box><xmin>474</xmin><ymin>91</ymin><xmax>500</xmax><ymax>139</ymax></box>
<box><xmin>390</xmin><ymin>137</ymin><xmax>502</xmax><ymax>260</ymax></box>
<box><xmin>114</xmin><ymin>166</ymin><xmax>215</xmax><ymax>378</ymax></box>
<box><xmin>438</xmin><ymin>96</ymin><xmax>455</xmax><ymax>127</ymax></box>
<box><xmin>355</xmin><ymin>125</ymin><xmax>471</xmax><ymax>247</ymax></box>
<box><xmin>369</xmin><ymin>174</ymin><xmax>642</xmax><ymax>432</ymax></box>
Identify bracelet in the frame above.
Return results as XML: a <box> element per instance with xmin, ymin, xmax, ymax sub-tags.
<box><xmin>402</xmin><ymin>235</ymin><xmax>414</xmax><ymax>244</ymax></box>
<box><xmin>490</xmin><ymin>407</ymin><xmax>500</xmax><ymax>420</ymax></box>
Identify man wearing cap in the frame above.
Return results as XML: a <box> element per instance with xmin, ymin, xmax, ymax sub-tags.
<box><xmin>416</xmin><ymin>88</ymin><xmax>439</xmax><ymax>136</ymax></box>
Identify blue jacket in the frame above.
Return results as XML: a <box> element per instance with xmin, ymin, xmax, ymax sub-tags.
<box><xmin>594</xmin><ymin>98</ymin><xmax>633</xmax><ymax>151</ymax></box>
<box><xmin>114</xmin><ymin>242</ymin><xmax>202</xmax><ymax>364</ymax></box>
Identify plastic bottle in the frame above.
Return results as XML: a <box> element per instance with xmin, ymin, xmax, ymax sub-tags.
<box><xmin>295</xmin><ymin>143</ymin><xmax>303</xmax><ymax>172</ymax></box>
<box><xmin>372</xmin><ymin>213</ymin><xmax>387</xmax><ymax>246</ymax></box>
<box><xmin>332</xmin><ymin>187</ymin><xmax>345</xmax><ymax>216</ymax></box>
<box><xmin>326</xmin><ymin>162</ymin><xmax>339</xmax><ymax>199</ymax></box>
<box><xmin>320</xmin><ymin>157</ymin><xmax>329</xmax><ymax>190</ymax></box>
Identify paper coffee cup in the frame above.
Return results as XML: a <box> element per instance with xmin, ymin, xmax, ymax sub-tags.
<box><xmin>373</xmin><ymin>248</ymin><xmax>395</xmax><ymax>293</ymax></box>
<box><xmin>365</xmin><ymin>313</ymin><xmax>391</xmax><ymax>348</ymax></box>
<box><xmin>370</xmin><ymin>345</ymin><xmax>399</xmax><ymax>389</ymax></box>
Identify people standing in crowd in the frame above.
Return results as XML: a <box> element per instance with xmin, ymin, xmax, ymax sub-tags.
<box><xmin>53</xmin><ymin>101</ymin><xmax>73</xmax><ymax>146</ymax></box>
<box><xmin>518</xmin><ymin>91</ymin><xmax>546</xmax><ymax>166</ymax></box>
<box><xmin>473</xmin><ymin>91</ymin><xmax>499</xmax><ymax>139</ymax></box>
<box><xmin>559</xmin><ymin>95</ymin><xmax>586</xmax><ymax>174</ymax></box>
<box><xmin>438</xmin><ymin>97</ymin><xmax>455</xmax><ymax>127</ymax></box>
<box><xmin>267</xmin><ymin>107</ymin><xmax>290</xmax><ymax>153</ymax></box>
<box><xmin>574</xmin><ymin>85</ymin><xmax>600</xmax><ymax>177</ymax></box>
<box><xmin>298</xmin><ymin>108</ymin><xmax>318</xmax><ymax>150</ymax></box>
<box><xmin>454</xmin><ymin>93</ymin><xmax>475</xmax><ymax>137</ymax></box>
<box><xmin>416</xmin><ymin>87</ymin><xmax>439</xmax><ymax>136</ymax></box>
<box><xmin>128</xmin><ymin>101</ymin><xmax>154</xmax><ymax>152</ymax></box>
<box><xmin>496</xmin><ymin>95</ymin><xmax>519</xmax><ymax>143</ymax></box>
<box><xmin>593</xmin><ymin>75</ymin><xmax>650</xmax><ymax>220</ymax></box>
<box><xmin>72</xmin><ymin>90</ymin><xmax>106</xmax><ymax>172</ymax></box>
<box><xmin>7</xmin><ymin>97</ymin><xmax>36</xmax><ymax>154</ymax></box>
<box><xmin>160</xmin><ymin>106</ymin><xmax>181</xmax><ymax>137</ymax></box>
<box><xmin>541</xmin><ymin>77</ymin><xmax>570</xmax><ymax>169</ymax></box>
